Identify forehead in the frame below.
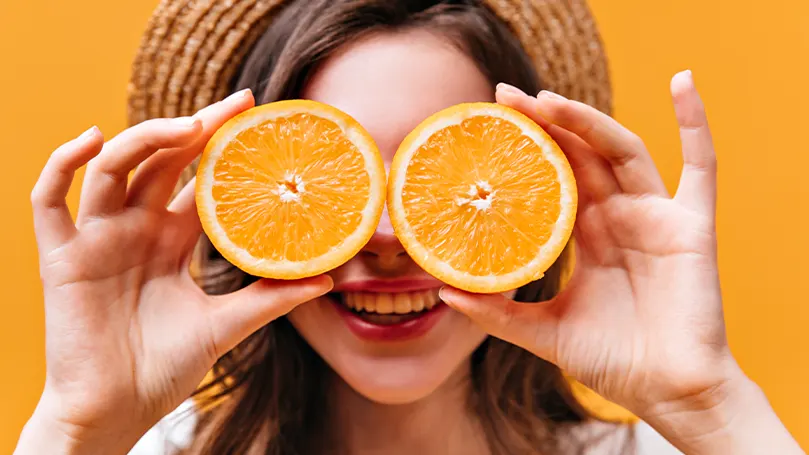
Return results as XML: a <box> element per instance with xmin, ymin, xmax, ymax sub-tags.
<box><xmin>301</xmin><ymin>30</ymin><xmax>494</xmax><ymax>160</ymax></box>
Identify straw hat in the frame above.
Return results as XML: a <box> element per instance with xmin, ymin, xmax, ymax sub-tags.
<box><xmin>126</xmin><ymin>0</ymin><xmax>612</xmax><ymax>126</ymax></box>
<box><xmin>127</xmin><ymin>0</ymin><xmax>631</xmax><ymax>425</ymax></box>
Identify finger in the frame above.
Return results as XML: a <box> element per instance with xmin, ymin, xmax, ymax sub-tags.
<box><xmin>670</xmin><ymin>71</ymin><xmax>717</xmax><ymax>217</ymax></box>
<box><xmin>439</xmin><ymin>287</ymin><xmax>561</xmax><ymax>364</ymax></box>
<box><xmin>534</xmin><ymin>90</ymin><xmax>668</xmax><ymax>196</ymax></box>
<box><xmin>208</xmin><ymin>275</ymin><xmax>334</xmax><ymax>356</ymax></box>
<box><xmin>126</xmin><ymin>89</ymin><xmax>255</xmax><ymax>209</ymax></box>
<box><xmin>167</xmin><ymin>177</ymin><xmax>202</xmax><ymax>249</ymax></box>
<box><xmin>77</xmin><ymin>117</ymin><xmax>202</xmax><ymax>220</ymax></box>
<box><xmin>496</xmin><ymin>84</ymin><xmax>619</xmax><ymax>202</ymax></box>
<box><xmin>31</xmin><ymin>127</ymin><xmax>104</xmax><ymax>252</ymax></box>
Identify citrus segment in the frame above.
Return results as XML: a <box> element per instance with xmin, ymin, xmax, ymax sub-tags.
<box><xmin>196</xmin><ymin>100</ymin><xmax>385</xmax><ymax>279</ymax></box>
<box><xmin>388</xmin><ymin>103</ymin><xmax>577</xmax><ymax>293</ymax></box>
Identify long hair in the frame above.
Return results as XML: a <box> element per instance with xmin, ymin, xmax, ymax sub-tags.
<box><xmin>180</xmin><ymin>1</ymin><xmax>626</xmax><ymax>454</ymax></box>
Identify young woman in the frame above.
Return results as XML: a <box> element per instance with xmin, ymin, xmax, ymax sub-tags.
<box><xmin>16</xmin><ymin>1</ymin><xmax>804</xmax><ymax>454</ymax></box>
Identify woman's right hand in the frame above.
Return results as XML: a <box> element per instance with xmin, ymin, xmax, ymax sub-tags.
<box><xmin>16</xmin><ymin>89</ymin><xmax>333</xmax><ymax>454</ymax></box>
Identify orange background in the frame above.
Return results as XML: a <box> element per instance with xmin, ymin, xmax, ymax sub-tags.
<box><xmin>1</xmin><ymin>0</ymin><xmax>807</xmax><ymax>451</ymax></box>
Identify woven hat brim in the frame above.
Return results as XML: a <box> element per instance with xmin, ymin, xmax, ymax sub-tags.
<box><xmin>127</xmin><ymin>0</ymin><xmax>611</xmax><ymax>126</ymax></box>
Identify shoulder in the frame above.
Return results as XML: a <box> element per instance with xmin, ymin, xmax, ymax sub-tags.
<box><xmin>129</xmin><ymin>401</ymin><xmax>198</xmax><ymax>455</ymax></box>
<box><xmin>130</xmin><ymin>402</ymin><xmax>682</xmax><ymax>455</ymax></box>
<box><xmin>634</xmin><ymin>420</ymin><xmax>683</xmax><ymax>454</ymax></box>
<box><xmin>560</xmin><ymin>420</ymin><xmax>683</xmax><ymax>455</ymax></box>
<box><xmin>634</xmin><ymin>422</ymin><xmax>683</xmax><ymax>455</ymax></box>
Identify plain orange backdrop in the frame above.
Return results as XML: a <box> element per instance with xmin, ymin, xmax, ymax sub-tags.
<box><xmin>1</xmin><ymin>0</ymin><xmax>807</xmax><ymax>451</ymax></box>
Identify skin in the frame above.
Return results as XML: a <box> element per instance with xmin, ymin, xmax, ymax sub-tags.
<box><xmin>16</xmin><ymin>30</ymin><xmax>804</xmax><ymax>455</ymax></box>
<box><xmin>291</xmin><ymin>33</ymin><xmax>494</xmax><ymax>405</ymax></box>
<box><xmin>291</xmin><ymin>33</ymin><xmax>509</xmax><ymax>454</ymax></box>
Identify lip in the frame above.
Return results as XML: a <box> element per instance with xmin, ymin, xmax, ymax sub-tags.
<box><xmin>335</xmin><ymin>278</ymin><xmax>443</xmax><ymax>293</ymax></box>
<box><xmin>331</xmin><ymin>298</ymin><xmax>448</xmax><ymax>342</ymax></box>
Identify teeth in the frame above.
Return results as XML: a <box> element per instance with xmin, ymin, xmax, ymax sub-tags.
<box><xmin>344</xmin><ymin>292</ymin><xmax>356</xmax><ymax>310</ymax></box>
<box><xmin>376</xmin><ymin>293</ymin><xmax>394</xmax><ymax>314</ymax></box>
<box><xmin>411</xmin><ymin>292</ymin><xmax>425</xmax><ymax>312</ymax></box>
<box><xmin>424</xmin><ymin>289</ymin><xmax>436</xmax><ymax>309</ymax></box>
<box><xmin>341</xmin><ymin>289</ymin><xmax>441</xmax><ymax>314</ymax></box>
<box><xmin>394</xmin><ymin>293</ymin><xmax>411</xmax><ymax>314</ymax></box>
<box><xmin>363</xmin><ymin>294</ymin><xmax>375</xmax><ymax>312</ymax></box>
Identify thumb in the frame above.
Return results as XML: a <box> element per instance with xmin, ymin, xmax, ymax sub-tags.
<box><xmin>207</xmin><ymin>275</ymin><xmax>333</xmax><ymax>355</ymax></box>
<box><xmin>439</xmin><ymin>287</ymin><xmax>561</xmax><ymax>363</ymax></box>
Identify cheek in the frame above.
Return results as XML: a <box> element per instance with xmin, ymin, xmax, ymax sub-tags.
<box><xmin>286</xmin><ymin>298</ymin><xmax>489</xmax><ymax>405</ymax></box>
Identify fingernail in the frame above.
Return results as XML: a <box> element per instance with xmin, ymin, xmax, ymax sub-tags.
<box><xmin>225</xmin><ymin>88</ymin><xmax>252</xmax><ymax>102</ymax></box>
<box><xmin>539</xmin><ymin>90</ymin><xmax>567</xmax><ymax>101</ymax></box>
<box><xmin>683</xmin><ymin>69</ymin><xmax>694</xmax><ymax>82</ymax></box>
<box><xmin>78</xmin><ymin>125</ymin><xmax>99</xmax><ymax>141</ymax></box>
<box><xmin>321</xmin><ymin>275</ymin><xmax>335</xmax><ymax>292</ymax></box>
<box><xmin>496</xmin><ymin>83</ymin><xmax>525</xmax><ymax>96</ymax></box>
<box><xmin>438</xmin><ymin>286</ymin><xmax>448</xmax><ymax>301</ymax></box>
<box><xmin>171</xmin><ymin>116</ymin><xmax>199</xmax><ymax>128</ymax></box>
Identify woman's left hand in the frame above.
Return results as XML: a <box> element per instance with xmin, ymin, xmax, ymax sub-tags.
<box><xmin>441</xmin><ymin>71</ymin><xmax>758</xmax><ymax>448</ymax></box>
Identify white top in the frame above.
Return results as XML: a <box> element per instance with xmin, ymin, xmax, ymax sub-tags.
<box><xmin>129</xmin><ymin>401</ymin><xmax>682</xmax><ymax>454</ymax></box>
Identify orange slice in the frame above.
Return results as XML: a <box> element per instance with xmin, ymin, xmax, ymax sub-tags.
<box><xmin>196</xmin><ymin>100</ymin><xmax>386</xmax><ymax>279</ymax></box>
<box><xmin>567</xmin><ymin>377</ymin><xmax>638</xmax><ymax>424</ymax></box>
<box><xmin>388</xmin><ymin>103</ymin><xmax>577</xmax><ymax>293</ymax></box>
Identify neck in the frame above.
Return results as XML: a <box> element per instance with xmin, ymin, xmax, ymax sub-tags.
<box><xmin>326</xmin><ymin>364</ymin><xmax>490</xmax><ymax>455</ymax></box>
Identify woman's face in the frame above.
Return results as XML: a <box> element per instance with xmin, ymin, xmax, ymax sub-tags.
<box><xmin>287</xmin><ymin>30</ymin><xmax>514</xmax><ymax>405</ymax></box>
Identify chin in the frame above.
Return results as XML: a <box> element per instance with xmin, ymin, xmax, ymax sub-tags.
<box><xmin>333</xmin><ymin>350</ymin><xmax>470</xmax><ymax>405</ymax></box>
<box><xmin>286</xmin><ymin>291</ymin><xmax>489</xmax><ymax>405</ymax></box>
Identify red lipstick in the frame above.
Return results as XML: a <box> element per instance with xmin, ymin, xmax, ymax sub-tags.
<box><xmin>331</xmin><ymin>299</ymin><xmax>447</xmax><ymax>342</ymax></box>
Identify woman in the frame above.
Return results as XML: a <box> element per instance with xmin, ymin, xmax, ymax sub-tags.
<box><xmin>15</xmin><ymin>0</ymin><xmax>804</xmax><ymax>454</ymax></box>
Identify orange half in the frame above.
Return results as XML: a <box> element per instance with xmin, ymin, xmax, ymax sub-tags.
<box><xmin>196</xmin><ymin>100</ymin><xmax>386</xmax><ymax>279</ymax></box>
<box><xmin>388</xmin><ymin>103</ymin><xmax>577</xmax><ymax>293</ymax></box>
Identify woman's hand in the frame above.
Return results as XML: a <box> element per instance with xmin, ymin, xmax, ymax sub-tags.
<box><xmin>441</xmin><ymin>72</ymin><xmax>803</xmax><ymax>454</ymax></box>
<box><xmin>17</xmin><ymin>89</ymin><xmax>333</xmax><ymax>454</ymax></box>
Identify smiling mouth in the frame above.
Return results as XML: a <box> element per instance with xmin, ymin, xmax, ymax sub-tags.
<box><xmin>329</xmin><ymin>289</ymin><xmax>442</xmax><ymax>325</ymax></box>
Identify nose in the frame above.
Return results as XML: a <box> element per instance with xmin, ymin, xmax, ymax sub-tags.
<box><xmin>361</xmin><ymin>205</ymin><xmax>409</xmax><ymax>272</ymax></box>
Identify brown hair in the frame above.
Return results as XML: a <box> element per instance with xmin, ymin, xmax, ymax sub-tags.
<box><xmin>182</xmin><ymin>1</ymin><xmax>625</xmax><ymax>454</ymax></box>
